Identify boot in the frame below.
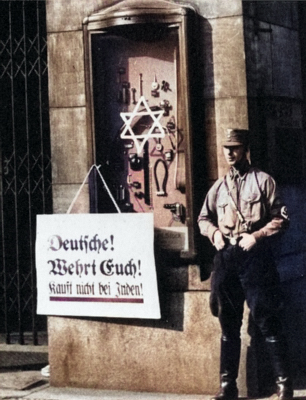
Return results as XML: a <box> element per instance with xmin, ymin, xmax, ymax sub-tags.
<box><xmin>211</xmin><ymin>372</ymin><xmax>238</xmax><ymax>400</ymax></box>
<box><xmin>265</xmin><ymin>336</ymin><xmax>293</xmax><ymax>400</ymax></box>
<box><xmin>212</xmin><ymin>336</ymin><xmax>240</xmax><ymax>400</ymax></box>
<box><xmin>276</xmin><ymin>376</ymin><xmax>293</xmax><ymax>400</ymax></box>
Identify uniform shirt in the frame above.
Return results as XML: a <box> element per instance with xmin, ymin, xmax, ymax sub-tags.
<box><xmin>198</xmin><ymin>163</ymin><xmax>289</xmax><ymax>245</ymax></box>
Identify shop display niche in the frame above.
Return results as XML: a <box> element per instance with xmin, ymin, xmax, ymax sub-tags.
<box><xmin>83</xmin><ymin>0</ymin><xmax>199</xmax><ymax>259</ymax></box>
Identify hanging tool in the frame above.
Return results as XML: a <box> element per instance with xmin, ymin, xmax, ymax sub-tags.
<box><xmin>117</xmin><ymin>67</ymin><xmax>125</xmax><ymax>83</ymax></box>
<box><xmin>154</xmin><ymin>158</ymin><xmax>168</xmax><ymax>197</ymax></box>
<box><xmin>122</xmin><ymin>81</ymin><xmax>130</xmax><ymax>104</ymax></box>
<box><xmin>167</xmin><ymin>117</ymin><xmax>176</xmax><ymax>131</ymax></box>
<box><xmin>139</xmin><ymin>73</ymin><xmax>143</xmax><ymax>97</ymax></box>
<box><xmin>151</xmin><ymin>74</ymin><xmax>159</xmax><ymax>97</ymax></box>
<box><xmin>161</xmin><ymin>80</ymin><xmax>171</xmax><ymax>92</ymax></box>
<box><xmin>165</xmin><ymin>149</ymin><xmax>174</xmax><ymax>162</ymax></box>
<box><xmin>143</xmin><ymin>142</ymin><xmax>151</xmax><ymax>206</ymax></box>
<box><xmin>131</xmin><ymin>87</ymin><xmax>137</xmax><ymax>104</ymax></box>
<box><xmin>163</xmin><ymin>202</ymin><xmax>184</xmax><ymax>222</ymax></box>
<box><xmin>159</xmin><ymin>99</ymin><xmax>171</xmax><ymax>116</ymax></box>
<box><xmin>129</xmin><ymin>153</ymin><xmax>142</xmax><ymax>171</ymax></box>
<box><xmin>155</xmin><ymin>139</ymin><xmax>163</xmax><ymax>152</ymax></box>
<box><xmin>117</xmin><ymin>67</ymin><xmax>126</xmax><ymax>103</ymax></box>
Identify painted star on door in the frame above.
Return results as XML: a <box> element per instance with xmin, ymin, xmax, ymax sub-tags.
<box><xmin>120</xmin><ymin>96</ymin><xmax>165</xmax><ymax>154</ymax></box>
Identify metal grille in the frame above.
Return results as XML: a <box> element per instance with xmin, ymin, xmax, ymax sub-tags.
<box><xmin>0</xmin><ymin>0</ymin><xmax>52</xmax><ymax>345</ymax></box>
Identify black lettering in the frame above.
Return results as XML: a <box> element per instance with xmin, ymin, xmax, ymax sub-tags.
<box><xmin>101</xmin><ymin>238</ymin><xmax>109</xmax><ymax>251</ymax></box>
<box><xmin>115</xmin><ymin>263</ymin><xmax>124</xmax><ymax>276</ymax></box>
<box><xmin>75</xmin><ymin>259</ymin><xmax>84</xmax><ymax>278</ymax></box>
<box><xmin>79</xmin><ymin>235</ymin><xmax>89</xmax><ymax>253</ymax></box>
<box><xmin>49</xmin><ymin>281</ymin><xmax>56</xmax><ymax>293</ymax></box>
<box><xmin>84</xmin><ymin>260</ymin><xmax>96</xmax><ymax>276</ymax></box>
<box><xmin>49</xmin><ymin>281</ymin><xmax>72</xmax><ymax>295</ymax></box>
<box><xmin>89</xmin><ymin>234</ymin><xmax>101</xmax><ymax>253</ymax></box>
<box><xmin>100</xmin><ymin>259</ymin><xmax>114</xmax><ymax>276</ymax></box>
<box><xmin>62</xmin><ymin>239</ymin><xmax>69</xmax><ymax>250</ymax></box>
<box><xmin>76</xmin><ymin>282</ymin><xmax>95</xmax><ymax>295</ymax></box>
<box><xmin>125</xmin><ymin>259</ymin><xmax>137</xmax><ymax>278</ymax></box>
<box><xmin>48</xmin><ymin>235</ymin><xmax>62</xmax><ymax>251</ymax></box>
<box><xmin>48</xmin><ymin>259</ymin><xmax>67</xmax><ymax>275</ymax></box>
<box><xmin>116</xmin><ymin>282</ymin><xmax>142</xmax><ymax>297</ymax></box>
<box><xmin>48</xmin><ymin>260</ymin><xmax>57</xmax><ymax>275</ymax></box>
<box><xmin>99</xmin><ymin>282</ymin><xmax>111</xmax><ymax>295</ymax></box>
<box><xmin>70</xmin><ymin>239</ymin><xmax>78</xmax><ymax>251</ymax></box>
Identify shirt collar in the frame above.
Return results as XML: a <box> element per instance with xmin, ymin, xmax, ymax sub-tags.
<box><xmin>229</xmin><ymin>160</ymin><xmax>251</xmax><ymax>180</ymax></box>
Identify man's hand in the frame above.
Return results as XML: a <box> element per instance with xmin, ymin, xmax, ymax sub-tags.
<box><xmin>213</xmin><ymin>230</ymin><xmax>226</xmax><ymax>251</ymax></box>
<box><xmin>239</xmin><ymin>233</ymin><xmax>256</xmax><ymax>251</ymax></box>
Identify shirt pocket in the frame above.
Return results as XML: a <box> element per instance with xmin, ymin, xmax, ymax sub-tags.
<box><xmin>216</xmin><ymin>189</ymin><xmax>232</xmax><ymax>224</ymax></box>
<box><xmin>217</xmin><ymin>200</ymin><xmax>228</xmax><ymax>222</ymax></box>
<box><xmin>241</xmin><ymin>192</ymin><xmax>261</xmax><ymax>221</ymax></box>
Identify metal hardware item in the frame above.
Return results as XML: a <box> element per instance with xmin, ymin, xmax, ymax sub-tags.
<box><xmin>151</xmin><ymin>89</ymin><xmax>159</xmax><ymax>97</ymax></box>
<box><xmin>117</xmin><ymin>67</ymin><xmax>126</xmax><ymax>83</ymax></box>
<box><xmin>131</xmin><ymin>87</ymin><xmax>137</xmax><ymax>104</ymax></box>
<box><xmin>156</xmin><ymin>141</ymin><xmax>163</xmax><ymax>152</ymax></box>
<box><xmin>163</xmin><ymin>202</ymin><xmax>184</xmax><ymax>222</ymax></box>
<box><xmin>159</xmin><ymin>99</ymin><xmax>170</xmax><ymax>116</ymax></box>
<box><xmin>165</xmin><ymin>149</ymin><xmax>174</xmax><ymax>161</ymax></box>
<box><xmin>151</xmin><ymin>74</ymin><xmax>159</xmax><ymax>90</ymax></box>
<box><xmin>167</xmin><ymin>118</ymin><xmax>176</xmax><ymax>130</ymax></box>
<box><xmin>135</xmin><ymin>192</ymin><xmax>144</xmax><ymax>199</ymax></box>
<box><xmin>161</xmin><ymin>80</ymin><xmax>170</xmax><ymax>92</ymax></box>
<box><xmin>116</xmin><ymin>184</ymin><xmax>125</xmax><ymax>202</ymax></box>
<box><xmin>124</xmin><ymin>142</ymin><xmax>134</xmax><ymax>149</ymax></box>
<box><xmin>131</xmin><ymin>181</ymin><xmax>141</xmax><ymax>189</ymax></box>
<box><xmin>139</xmin><ymin>73</ymin><xmax>143</xmax><ymax>96</ymax></box>
<box><xmin>230</xmin><ymin>237</ymin><xmax>238</xmax><ymax>245</ymax></box>
<box><xmin>122</xmin><ymin>81</ymin><xmax>130</xmax><ymax>104</ymax></box>
<box><xmin>129</xmin><ymin>153</ymin><xmax>143</xmax><ymax>171</ymax></box>
<box><xmin>151</xmin><ymin>74</ymin><xmax>159</xmax><ymax>97</ymax></box>
<box><xmin>154</xmin><ymin>158</ymin><xmax>168</xmax><ymax>196</ymax></box>
<box><xmin>223</xmin><ymin>235</ymin><xmax>241</xmax><ymax>246</ymax></box>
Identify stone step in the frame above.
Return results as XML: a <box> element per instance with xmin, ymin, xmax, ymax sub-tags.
<box><xmin>0</xmin><ymin>344</ymin><xmax>48</xmax><ymax>369</ymax></box>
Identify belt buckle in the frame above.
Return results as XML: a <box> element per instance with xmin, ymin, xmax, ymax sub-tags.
<box><xmin>229</xmin><ymin>237</ymin><xmax>237</xmax><ymax>245</ymax></box>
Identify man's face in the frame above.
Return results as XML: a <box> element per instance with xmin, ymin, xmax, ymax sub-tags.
<box><xmin>223</xmin><ymin>145</ymin><xmax>246</xmax><ymax>167</ymax></box>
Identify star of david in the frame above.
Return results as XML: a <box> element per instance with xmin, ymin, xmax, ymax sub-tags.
<box><xmin>120</xmin><ymin>96</ymin><xmax>165</xmax><ymax>154</ymax></box>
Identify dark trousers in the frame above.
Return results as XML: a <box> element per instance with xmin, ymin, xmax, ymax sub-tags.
<box><xmin>211</xmin><ymin>241</ymin><xmax>283</xmax><ymax>339</ymax></box>
<box><xmin>211</xmin><ymin>241</ymin><xmax>292</xmax><ymax>392</ymax></box>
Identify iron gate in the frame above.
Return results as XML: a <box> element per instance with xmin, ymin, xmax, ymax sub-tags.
<box><xmin>0</xmin><ymin>0</ymin><xmax>52</xmax><ymax>345</ymax></box>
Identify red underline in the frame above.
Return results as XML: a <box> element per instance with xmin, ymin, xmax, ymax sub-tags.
<box><xmin>50</xmin><ymin>296</ymin><xmax>144</xmax><ymax>303</ymax></box>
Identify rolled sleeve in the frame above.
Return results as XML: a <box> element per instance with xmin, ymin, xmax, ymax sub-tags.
<box><xmin>198</xmin><ymin>179</ymin><xmax>222</xmax><ymax>244</ymax></box>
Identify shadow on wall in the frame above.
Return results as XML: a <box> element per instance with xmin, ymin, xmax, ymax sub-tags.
<box><xmin>277</xmin><ymin>185</ymin><xmax>306</xmax><ymax>389</ymax></box>
<box><xmin>246</xmin><ymin>184</ymin><xmax>306</xmax><ymax>395</ymax></box>
<box><xmin>193</xmin><ymin>15</ymin><xmax>217</xmax><ymax>280</ymax></box>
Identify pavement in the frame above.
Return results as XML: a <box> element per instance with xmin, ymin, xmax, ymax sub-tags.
<box><xmin>0</xmin><ymin>369</ymin><xmax>209</xmax><ymax>400</ymax></box>
<box><xmin>1</xmin><ymin>338</ymin><xmax>219</xmax><ymax>400</ymax></box>
<box><xmin>1</xmin><ymin>369</ymin><xmax>306</xmax><ymax>400</ymax></box>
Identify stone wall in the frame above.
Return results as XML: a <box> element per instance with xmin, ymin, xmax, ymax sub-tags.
<box><xmin>195</xmin><ymin>1</ymin><xmax>249</xmax><ymax>184</ymax></box>
<box><xmin>47</xmin><ymin>266</ymin><xmax>253</xmax><ymax>395</ymax></box>
<box><xmin>47</xmin><ymin>1</ymin><xmax>118</xmax><ymax>214</ymax></box>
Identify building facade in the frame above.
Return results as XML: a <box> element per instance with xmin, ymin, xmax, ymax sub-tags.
<box><xmin>1</xmin><ymin>0</ymin><xmax>306</xmax><ymax>395</ymax></box>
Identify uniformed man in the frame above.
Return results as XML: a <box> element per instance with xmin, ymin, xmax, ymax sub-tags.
<box><xmin>198</xmin><ymin>129</ymin><xmax>293</xmax><ymax>400</ymax></box>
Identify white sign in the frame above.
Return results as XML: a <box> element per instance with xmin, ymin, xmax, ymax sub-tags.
<box><xmin>36</xmin><ymin>213</ymin><xmax>160</xmax><ymax>319</ymax></box>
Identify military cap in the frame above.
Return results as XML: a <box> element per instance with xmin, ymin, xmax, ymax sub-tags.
<box><xmin>222</xmin><ymin>129</ymin><xmax>249</xmax><ymax>147</ymax></box>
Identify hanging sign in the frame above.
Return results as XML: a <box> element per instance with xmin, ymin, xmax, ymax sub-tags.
<box><xmin>36</xmin><ymin>213</ymin><xmax>160</xmax><ymax>319</ymax></box>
